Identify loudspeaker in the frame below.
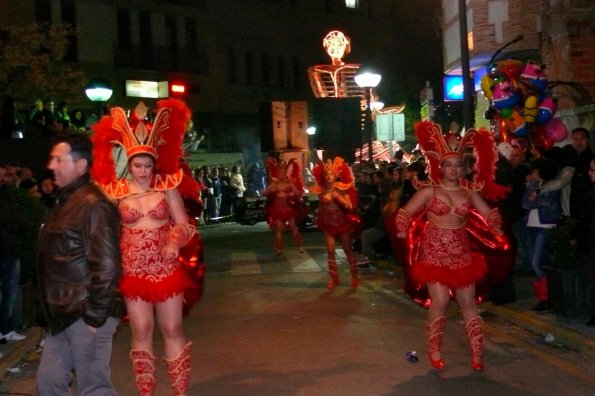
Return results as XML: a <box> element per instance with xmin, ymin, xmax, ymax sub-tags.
<box><xmin>259</xmin><ymin>103</ymin><xmax>274</xmax><ymax>152</ymax></box>
<box><xmin>260</xmin><ymin>101</ymin><xmax>308</xmax><ymax>152</ymax></box>
<box><xmin>311</xmin><ymin>97</ymin><xmax>361</xmax><ymax>163</ymax></box>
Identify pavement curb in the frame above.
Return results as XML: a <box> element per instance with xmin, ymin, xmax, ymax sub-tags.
<box><xmin>0</xmin><ymin>327</ymin><xmax>43</xmax><ymax>376</ymax></box>
<box><xmin>483</xmin><ymin>303</ymin><xmax>595</xmax><ymax>359</ymax></box>
<box><xmin>367</xmin><ymin>275</ymin><xmax>595</xmax><ymax>360</ymax></box>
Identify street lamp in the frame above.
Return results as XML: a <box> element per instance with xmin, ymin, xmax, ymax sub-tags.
<box><xmin>355</xmin><ymin>71</ymin><xmax>381</xmax><ymax>161</ymax></box>
<box><xmin>85</xmin><ymin>78</ymin><xmax>113</xmax><ymax>122</ymax></box>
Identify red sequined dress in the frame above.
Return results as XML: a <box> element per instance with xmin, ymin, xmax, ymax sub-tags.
<box><xmin>265</xmin><ymin>184</ymin><xmax>305</xmax><ymax>224</ymax></box>
<box><xmin>119</xmin><ymin>190</ymin><xmax>193</xmax><ymax>301</ymax></box>
<box><xmin>316</xmin><ymin>188</ymin><xmax>358</xmax><ymax>237</ymax></box>
<box><xmin>410</xmin><ymin>190</ymin><xmax>487</xmax><ymax>289</ymax></box>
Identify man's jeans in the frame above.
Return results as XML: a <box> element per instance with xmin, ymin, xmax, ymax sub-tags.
<box><xmin>0</xmin><ymin>255</ymin><xmax>20</xmax><ymax>334</ymax></box>
<box><xmin>527</xmin><ymin>226</ymin><xmax>552</xmax><ymax>279</ymax></box>
<box><xmin>37</xmin><ymin>317</ymin><xmax>119</xmax><ymax>396</ymax></box>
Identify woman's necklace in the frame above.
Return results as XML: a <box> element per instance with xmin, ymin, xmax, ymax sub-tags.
<box><xmin>439</xmin><ymin>183</ymin><xmax>461</xmax><ymax>191</ymax></box>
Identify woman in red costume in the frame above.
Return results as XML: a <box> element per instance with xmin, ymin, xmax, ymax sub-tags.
<box><xmin>396</xmin><ymin>121</ymin><xmax>506</xmax><ymax>372</ymax></box>
<box><xmin>91</xmin><ymin>100</ymin><xmax>198</xmax><ymax>396</ymax></box>
<box><xmin>263</xmin><ymin>157</ymin><xmax>306</xmax><ymax>254</ymax></box>
<box><xmin>310</xmin><ymin>157</ymin><xmax>360</xmax><ymax>289</ymax></box>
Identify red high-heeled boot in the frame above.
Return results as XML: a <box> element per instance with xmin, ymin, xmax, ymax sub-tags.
<box><xmin>348</xmin><ymin>256</ymin><xmax>360</xmax><ymax>288</ymax></box>
<box><xmin>294</xmin><ymin>232</ymin><xmax>304</xmax><ymax>253</ymax></box>
<box><xmin>164</xmin><ymin>342</ymin><xmax>192</xmax><ymax>396</ymax></box>
<box><xmin>465</xmin><ymin>316</ymin><xmax>484</xmax><ymax>371</ymax></box>
<box><xmin>130</xmin><ymin>349</ymin><xmax>156</xmax><ymax>396</ymax></box>
<box><xmin>327</xmin><ymin>259</ymin><xmax>339</xmax><ymax>289</ymax></box>
<box><xmin>275</xmin><ymin>233</ymin><xmax>283</xmax><ymax>255</ymax></box>
<box><xmin>426</xmin><ymin>316</ymin><xmax>447</xmax><ymax>369</ymax></box>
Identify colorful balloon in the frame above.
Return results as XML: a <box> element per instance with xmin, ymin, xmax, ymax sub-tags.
<box><xmin>505</xmin><ymin>110</ymin><xmax>528</xmax><ymax>137</ymax></box>
<box><xmin>485</xmin><ymin>107</ymin><xmax>497</xmax><ymax>120</ymax></box>
<box><xmin>501</xmin><ymin>107</ymin><xmax>513</xmax><ymax>119</ymax></box>
<box><xmin>544</xmin><ymin>118</ymin><xmax>569</xmax><ymax>142</ymax></box>
<box><xmin>536</xmin><ymin>96</ymin><xmax>556</xmax><ymax>124</ymax></box>
<box><xmin>481</xmin><ymin>74</ymin><xmax>495</xmax><ymax>101</ymax></box>
<box><xmin>520</xmin><ymin>63</ymin><xmax>548</xmax><ymax>91</ymax></box>
<box><xmin>523</xmin><ymin>95</ymin><xmax>539</xmax><ymax>123</ymax></box>
<box><xmin>497</xmin><ymin>59</ymin><xmax>524</xmax><ymax>80</ymax></box>
<box><xmin>492</xmin><ymin>81</ymin><xmax>521</xmax><ymax>110</ymax></box>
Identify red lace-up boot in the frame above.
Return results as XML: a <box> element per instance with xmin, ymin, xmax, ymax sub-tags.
<box><xmin>465</xmin><ymin>316</ymin><xmax>484</xmax><ymax>371</ymax></box>
<box><xmin>130</xmin><ymin>349</ymin><xmax>156</xmax><ymax>396</ymax></box>
<box><xmin>426</xmin><ymin>316</ymin><xmax>447</xmax><ymax>369</ymax></box>
<box><xmin>164</xmin><ymin>342</ymin><xmax>192</xmax><ymax>396</ymax></box>
<box><xmin>327</xmin><ymin>259</ymin><xmax>339</xmax><ymax>289</ymax></box>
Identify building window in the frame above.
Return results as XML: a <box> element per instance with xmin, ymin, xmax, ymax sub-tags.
<box><xmin>292</xmin><ymin>56</ymin><xmax>301</xmax><ymax>89</ymax></box>
<box><xmin>228</xmin><ymin>48</ymin><xmax>237</xmax><ymax>84</ymax></box>
<box><xmin>345</xmin><ymin>0</ymin><xmax>359</xmax><ymax>8</ymax></box>
<box><xmin>245</xmin><ymin>51</ymin><xmax>253</xmax><ymax>85</ymax></box>
<box><xmin>139</xmin><ymin>12</ymin><xmax>153</xmax><ymax>66</ymax></box>
<box><xmin>61</xmin><ymin>0</ymin><xmax>77</xmax><ymax>61</ymax></box>
<box><xmin>35</xmin><ymin>0</ymin><xmax>51</xmax><ymax>23</ymax></box>
<box><xmin>117</xmin><ymin>8</ymin><xmax>131</xmax><ymax>50</ymax></box>
<box><xmin>165</xmin><ymin>15</ymin><xmax>178</xmax><ymax>51</ymax></box>
<box><xmin>262</xmin><ymin>53</ymin><xmax>270</xmax><ymax>87</ymax></box>
<box><xmin>277</xmin><ymin>55</ymin><xmax>285</xmax><ymax>88</ymax></box>
<box><xmin>139</xmin><ymin>12</ymin><xmax>152</xmax><ymax>46</ymax></box>
<box><xmin>185</xmin><ymin>18</ymin><xmax>197</xmax><ymax>51</ymax></box>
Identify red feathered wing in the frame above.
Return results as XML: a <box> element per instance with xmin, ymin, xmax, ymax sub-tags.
<box><xmin>91</xmin><ymin>116</ymin><xmax>120</xmax><ymax>185</ymax></box>
<box><xmin>155</xmin><ymin>98</ymin><xmax>192</xmax><ymax>175</ymax></box>
<box><xmin>472</xmin><ymin>129</ymin><xmax>511</xmax><ymax>202</ymax></box>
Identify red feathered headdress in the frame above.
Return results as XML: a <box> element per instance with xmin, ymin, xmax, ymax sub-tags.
<box><xmin>91</xmin><ymin>98</ymin><xmax>191</xmax><ymax>186</ymax></box>
<box><xmin>414</xmin><ymin>121</ymin><xmax>510</xmax><ymax>201</ymax></box>
<box><xmin>267</xmin><ymin>157</ymin><xmax>304</xmax><ymax>193</ymax></box>
<box><xmin>310</xmin><ymin>156</ymin><xmax>354</xmax><ymax>193</ymax></box>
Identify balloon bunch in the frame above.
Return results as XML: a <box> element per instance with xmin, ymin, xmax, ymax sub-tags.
<box><xmin>481</xmin><ymin>60</ymin><xmax>567</xmax><ymax>151</ymax></box>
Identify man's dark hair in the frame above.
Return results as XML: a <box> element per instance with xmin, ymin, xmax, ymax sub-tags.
<box><xmin>532</xmin><ymin>157</ymin><xmax>559</xmax><ymax>182</ymax></box>
<box><xmin>571</xmin><ymin>127</ymin><xmax>589</xmax><ymax>139</ymax></box>
<box><xmin>18</xmin><ymin>177</ymin><xmax>37</xmax><ymax>190</ymax></box>
<box><xmin>407</xmin><ymin>160</ymin><xmax>426</xmax><ymax>176</ymax></box>
<box><xmin>51</xmin><ymin>133</ymin><xmax>93</xmax><ymax>169</ymax></box>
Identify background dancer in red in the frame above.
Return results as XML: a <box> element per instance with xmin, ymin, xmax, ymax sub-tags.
<box><xmin>396</xmin><ymin>121</ymin><xmax>507</xmax><ymax>372</ymax></box>
<box><xmin>263</xmin><ymin>157</ymin><xmax>306</xmax><ymax>255</ymax></box>
<box><xmin>310</xmin><ymin>157</ymin><xmax>360</xmax><ymax>289</ymax></box>
<box><xmin>92</xmin><ymin>99</ymin><xmax>200</xmax><ymax>396</ymax></box>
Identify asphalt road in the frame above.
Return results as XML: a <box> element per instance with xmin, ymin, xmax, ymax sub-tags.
<box><xmin>1</xmin><ymin>222</ymin><xmax>594</xmax><ymax>395</ymax></box>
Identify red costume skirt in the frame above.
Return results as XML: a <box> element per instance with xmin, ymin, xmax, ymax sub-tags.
<box><xmin>317</xmin><ymin>201</ymin><xmax>357</xmax><ymax>237</ymax></box>
<box><xmin>411</xmin><ymin>221</ymin><xmax>487</xmax><ymax>289</ymax></box>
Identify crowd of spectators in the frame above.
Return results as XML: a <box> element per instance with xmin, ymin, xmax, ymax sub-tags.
<box><xmin>1</xmin><ymin>110</ymin><xmax>593</xmax><ymax>350</ymax></box>
<box><xmin>345</xmin><ymin>131</ymin><xmax>594</xmax><ymax>324</ymax></box>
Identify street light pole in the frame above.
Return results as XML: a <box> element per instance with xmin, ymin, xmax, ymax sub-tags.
<box><xmin>355</xmin><ymin>70</ymin><xmax>382</xmax><ymax>162</ymax></box>
<box><xmin>363</xmin><ymin>88</ymin><xmax>373</xmax><ymax>161</ymax></box>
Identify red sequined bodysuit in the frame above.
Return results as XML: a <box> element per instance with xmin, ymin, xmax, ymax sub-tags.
<box><xmin>410</xmin><ymin>190</ymin><xmax>487</xmax><ymax>289</ymax></box>
<box><xmin>119</xmin><ymin>191</ymin><xmax>192</xmax><ymax>301</ymax></box>
<box><xmin>265</xmin><ymin>185</ymin><xmax>301</xmax><ymax>223</ymax></box>
<box><xmin>317</xmin><ymin>189</ymin><xmax>358</xmax><ymax>237</ymax></box>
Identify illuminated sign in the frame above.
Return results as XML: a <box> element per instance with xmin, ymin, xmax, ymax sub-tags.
<box><xmin>125</xmin><ymin>80</ymin><xmax>169</xmax><ymax>98</ymax></box>
<box><xmin>444</xmin><ymin>75</ymin><xmax>464</xmax><ymax>101</ymax></box>
<box><xmin>171</xmin><ymin>83</ymin><xmax>186</xmax><ymax>94</ymax></box>
<box><xmin>375</xmin><ymin>113</ymin><xmax>405</xmax><ymax>141</ymax></box>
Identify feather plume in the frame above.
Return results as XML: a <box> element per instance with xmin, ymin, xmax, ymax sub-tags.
<box><xmin>472</xmin><ymin>129</ymin><xmax>511</xmax><ymax>201</ymax></box>
<box><xmin>155</xmin><ymin>98</ymin><xmax>191</xmax><ymax>175</ymax></box>
<box><xmin>288</xmin><ymin>158</ymin><xmax>304</xmax><ymax>193</ymax></box>
<box><xmin>267</xmin><ymin>157</ymin><xmax>279</xmax><ymax>182</ymax></box>
<box><xmin>91</xmin><ymin>116</ymin><xmax>119</xmax><ymax>184</ymax></box>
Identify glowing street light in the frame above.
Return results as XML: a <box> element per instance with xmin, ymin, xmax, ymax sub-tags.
<box><xmin>85</xmin><ymin>78</ymin><xmax>113</xmax><ymax>124</ymax></box>
<box><xmin>85</xmin><ymin>78</ymin><xmax>113</xmax><ymax>102</ymax></box>
<box><xmin>355</xmin><ymin>70</ymin><xmax>382</xmax><ymax>161</ymax></box>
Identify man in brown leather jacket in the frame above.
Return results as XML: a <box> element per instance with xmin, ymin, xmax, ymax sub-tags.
<box><xmin>36</xmin><ymin>133</ymin><xmax>124</xmax><ymax>396</ymax></box>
